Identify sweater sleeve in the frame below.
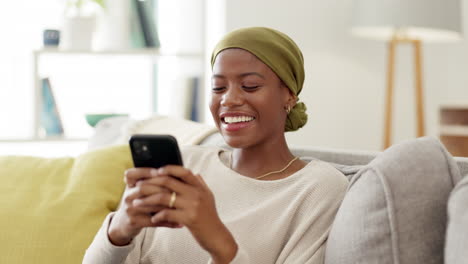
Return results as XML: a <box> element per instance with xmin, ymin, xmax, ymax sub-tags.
<box><xmin>205</xmin><ymin>246</ymin><xmax>250</xmax><ymax>264</ymax></box>
<box><xmin>82</xmin><ymin>213</ymin><xmax>145</xmax><ymax>264</ymax></box>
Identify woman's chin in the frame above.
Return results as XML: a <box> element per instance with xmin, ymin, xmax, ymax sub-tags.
<box><xmin>222</xmin><ymin>135</ymin><xmax>254</xmax><ymax>149</ymax></box>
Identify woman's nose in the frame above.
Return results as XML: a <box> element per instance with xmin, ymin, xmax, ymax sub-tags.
<box><xmin>221</xmin><ymin>86</ymin><xmax>244</xmax><ymax>107</ymax></box>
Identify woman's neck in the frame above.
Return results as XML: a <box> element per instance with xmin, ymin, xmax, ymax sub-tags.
<box><xmin>229</xmin><ymin>136</ymin><xmax>303</xmax><ymax>179</ymax></box>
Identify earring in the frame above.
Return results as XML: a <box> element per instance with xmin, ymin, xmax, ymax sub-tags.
<box><xmin>285</xmin><ymin>105</ymin><xmax>291</xmax><ymax>114</ymax></box>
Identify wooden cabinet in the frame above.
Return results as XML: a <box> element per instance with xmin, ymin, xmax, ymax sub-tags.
<box><xmin>440</xmin><ymin>106</ymin><xmax>468</xmax><ymax>157</ymax></box>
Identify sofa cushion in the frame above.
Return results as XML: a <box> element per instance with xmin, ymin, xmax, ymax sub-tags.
<box><xmin>324</xmin><ymin>137</ymin><xmax>462</xmax><ymax>264</ymax></box>
<box><xmin>445</xmin><ymin>175</ymin><xmax>468</xmax><ymax>264</ymax></box>
<box><xmin>88</xmin><ymin>114</ymin><xmax>218</xmax><ymax>150</ymax></box>
<box><xmin>0</xmin><ymin>145</ymin><xmax>132</xmax><ymax>264</ymax></box>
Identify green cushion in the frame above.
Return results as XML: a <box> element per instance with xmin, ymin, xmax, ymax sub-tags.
<box><xmin>0</xmin><ymin>145</ymin><xmax>132</xmax><ymax>264</ymax></box>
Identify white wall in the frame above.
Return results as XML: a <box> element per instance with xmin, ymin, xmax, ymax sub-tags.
<box><xmin>211</xmin><ymin>0</ymin><xmax>468</xmax><ymax>151</ymax></box>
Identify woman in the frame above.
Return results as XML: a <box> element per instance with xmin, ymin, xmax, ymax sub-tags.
<box><xmin>83</xmin><ymin>27</ymin><xmax>348</xmax><ymax>264</ymax></box>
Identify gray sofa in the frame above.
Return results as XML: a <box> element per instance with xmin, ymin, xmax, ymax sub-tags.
<box><xmin>92</xmin><ymin>116</ymin><xmax>468</xmax><ymax>264</ymax></box>
<box><xmin>203</xmin><ymin>133</ymin><xmax>468</xmax><ymax>264</ymax></box>
<box><xmin>301</xmin><ymin>138</ymin><xmax>468</xmax><ymax>263</ymax></box>
<box><xmin>298</xmin><ymin>138</ymin><xmax>467</xmax><ymax>264</ymax></box>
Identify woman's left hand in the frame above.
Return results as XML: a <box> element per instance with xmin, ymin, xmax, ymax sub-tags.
<box><xmin>128</xmin><ymin>165</ymin><xmax>238</xmax><ymax>264</ymax></box>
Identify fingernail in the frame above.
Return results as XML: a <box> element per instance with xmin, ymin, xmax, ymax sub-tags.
<box><xmin>151</xmin><ymin>216</ymin><xmax>157</xmax><ymax>223</ymax></box>
<box><xmin>133</xmin><ymin>199</ymin><xmax>142</xmax><ymax>206</ymax></box>
<box><xmin>158</xmin><ymin>168</ymin><xmax>165</xmax><ymax>174</ymax></box>
<box><xmin>151</xmin><ymin>169</ymin><xmax>158</xmax><ymax>177</ymax></box>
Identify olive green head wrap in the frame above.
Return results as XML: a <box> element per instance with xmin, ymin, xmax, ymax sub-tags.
<box><xmin>210</xmin><ymin>27</ymin><xmax>308</xmax><ymax>132</ymax></box>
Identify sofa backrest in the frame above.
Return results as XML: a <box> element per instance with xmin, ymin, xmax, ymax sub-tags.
<box><xmin>202</xmin><ymin>132</ymin><xmax>468</xmax><ymax>176</ymax></box>
<box><xmin>290</xmin><ymin>144</ymin><xmax>468</xmax><ymax>177</ymax></box>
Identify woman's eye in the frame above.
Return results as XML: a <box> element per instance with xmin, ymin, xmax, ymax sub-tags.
<box><xmin>212</xmin><ymin>87</ymin><xmax>225</xmax><ymax>92</ymax></box>
<box><xmin>242</xmin><ymin>85</ymin><xmax>259</xmax><ymax>90</ymax></box>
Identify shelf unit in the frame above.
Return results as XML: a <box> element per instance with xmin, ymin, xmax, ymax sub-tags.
<box><xmin>0</xmin><ymin>0</ymin><xmax>209</xmax><ymax>158</ymax></box>
<box><xmin>0</xmin><ymin>138</ymin><xmax>89</xmax><ymax>157</ymax></box>
<box><xmin>31</xmin><ymin>47</ymin><xmax>204</xmax><ymax>141</ymax></box>
<box><xmin>0</xmin><ymin>138</ymin><xmax>88</xmax><ymax>143</ymax></box>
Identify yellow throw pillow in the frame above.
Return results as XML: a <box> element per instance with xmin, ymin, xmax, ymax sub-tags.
<box><xmin>0</xmin><ymin>144</ymin><xmax>132</xmax><ymax>264</ymax></box>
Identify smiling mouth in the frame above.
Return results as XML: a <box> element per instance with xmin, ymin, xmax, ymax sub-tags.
<box><xmin>222</xmin><ymin>116</ymin><xmax>256</xmax><ymax>124</ymax></box>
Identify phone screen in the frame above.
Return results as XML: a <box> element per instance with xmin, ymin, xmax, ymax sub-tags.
<box><xmin>130</xmin><ymin>134</ymin><xmax>183</xmax><ymax>169</ymax></box>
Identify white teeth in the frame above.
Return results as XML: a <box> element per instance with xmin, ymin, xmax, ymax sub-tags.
<box><xmin>224</xmin><ymin>116</ymin><xmax>254</xmax><ymax>124</ymax></box>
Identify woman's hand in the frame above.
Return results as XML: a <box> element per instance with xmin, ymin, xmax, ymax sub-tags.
<box><xmin>107</xmin><ymin>168</ymin><xmax>180</xmax><ymax>246</ymax></box>
<box><xmin>131</xmin><ymin>165</ymin><xmax>238</xmax><ymax>264</ymax></box>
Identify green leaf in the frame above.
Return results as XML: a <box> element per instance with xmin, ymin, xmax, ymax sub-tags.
<box><xmin>92</xmin><ymin>0</ymin><xmax>105</xmax><ymax>8</ymax></box>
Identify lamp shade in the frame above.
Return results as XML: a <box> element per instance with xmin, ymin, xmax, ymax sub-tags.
<box><xmin>351</xmin><ymin>0</ymin><xmax>462</xmax><ymax>42</ymax></box>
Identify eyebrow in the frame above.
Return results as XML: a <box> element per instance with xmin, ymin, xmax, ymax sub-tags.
<box><xmin>212</xmin><ymin>72</ymin><xmax>266</xmax><ymax>80</ymax></box>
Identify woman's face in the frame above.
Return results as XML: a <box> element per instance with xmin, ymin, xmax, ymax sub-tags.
<box><xmin>210</xmin><ymin>48</ymin><xmax>293</xmax><ymax>149</ymax></box>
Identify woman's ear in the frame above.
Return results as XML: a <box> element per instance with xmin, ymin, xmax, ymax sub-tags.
<box><xmin>281</xmin><ymin>82</ymin><xmax>297</xmax><ymax>107</ymax></box>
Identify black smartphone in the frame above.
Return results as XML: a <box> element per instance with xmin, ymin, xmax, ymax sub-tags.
<box><xmin>129</xmin><ymin>134</ymin><xmax>183</xmax><ymax>169</ymax></box>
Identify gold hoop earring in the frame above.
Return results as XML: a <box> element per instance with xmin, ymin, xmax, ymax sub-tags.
<box><xmin>285</xmin><ymin>105</ymin><xmax>291</xmax><ymax>114</ymax></box>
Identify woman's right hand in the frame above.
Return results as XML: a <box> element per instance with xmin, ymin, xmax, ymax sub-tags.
<box><xmin>107</xmin><ymin>168</ymin><xmax>178</xmax><ymax>246</ymax></box>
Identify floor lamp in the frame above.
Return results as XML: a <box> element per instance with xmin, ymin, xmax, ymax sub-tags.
<box><xmin>351</xmin><ymin>0</ymin><xmax>462</xmax><ymax>149</ymax></box>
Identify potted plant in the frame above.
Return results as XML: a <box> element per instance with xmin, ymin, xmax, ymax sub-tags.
<box><xmin>92</xmin><ymin>0</ymin><xmax>133</xmax><ymax>50</ymax></box>
<box><xmin>66</xmin><ymin>0</ymin><xmax>105</xmax><ymax>14</ymax></box>
<box><xmin>60</xmin><ymin>0</ymin><xmax>105</xmax><ymax>50</ymax></box>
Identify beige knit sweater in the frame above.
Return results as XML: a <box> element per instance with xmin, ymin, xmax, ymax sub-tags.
<box><xmin>83</xmin><ymin>145</ymin><xmax>348</xmax><ymax>264</ymax></box>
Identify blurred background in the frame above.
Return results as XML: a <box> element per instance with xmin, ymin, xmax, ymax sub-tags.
<box><xmin>1</xmin><ymin>0</ymin><xmax>467</xmax><ymax>156</ymax></box>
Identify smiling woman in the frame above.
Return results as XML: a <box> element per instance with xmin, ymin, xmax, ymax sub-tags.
<box><xmin>84</xmin><ymin>27</ymin><xmax>348</xmax><ymax>264</ymax></box>
<box><xmin>210</xmin><ymin>48</ymin><xmax>294</xmax><ymax>149</ymax></box>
